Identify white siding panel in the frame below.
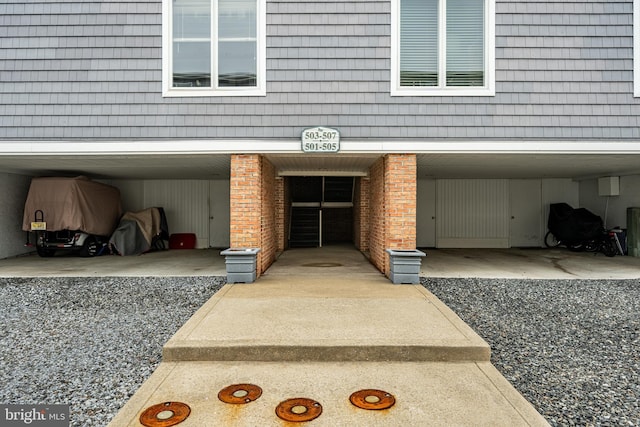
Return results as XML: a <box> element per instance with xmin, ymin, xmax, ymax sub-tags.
<box><xmin>436</xmin><ymin>179</ymin><xmax>510</xmax><ymax>248</ymax></box>
<box><xmin>109</xmin><ymin>179</ymin><xmax>145</xmax><ymax>212</ymax></box>
<box><xmin>144</xmin><ymin>180</ymin><xmax>210</xmax><ymax>248</ymax></box>
<box><xmin>580</xmin><ymin>175</ymin><xmax>640</xmax><ymax>229</ymax></box>
<box><xmin>1</xmin><ymin>173</ymin><xmax>32</xmax><ymax>259</ymax></box>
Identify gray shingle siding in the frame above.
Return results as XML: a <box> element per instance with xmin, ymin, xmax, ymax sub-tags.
<box><xmin>0</xmin><ymin>0</ymin><xmax>639</xmax><ymax>141</ymax></box>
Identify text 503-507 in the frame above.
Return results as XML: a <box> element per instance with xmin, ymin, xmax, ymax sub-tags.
<box><xmin>303</xmin><ymin>130</ymin><xmax>337</xmax><ymax>141</ymax></box>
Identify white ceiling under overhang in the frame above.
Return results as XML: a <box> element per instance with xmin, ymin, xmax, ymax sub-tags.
<box><xmin>0</xmin><ymin>150</ymin><xmax>639</xmax><ymax>180</ymax></box>
<box><xmin>416</xmin><ymin>153</ymin><xmax>640</xmax><ymax>180</ymax></box>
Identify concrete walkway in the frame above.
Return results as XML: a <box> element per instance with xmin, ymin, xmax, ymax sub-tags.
<box><xmin>3</xmin><ymin>246</ymin><xmax>640</xmax><ymax>279</ymax></box>
<box><xmin>109</xmin><ymin>247</ymin><xmax>549</xmax><ymax>426</ymax></box>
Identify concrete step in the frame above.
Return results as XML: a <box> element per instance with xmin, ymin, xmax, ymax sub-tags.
<box><xmin>162</xmin><ymin>280</ymin><xmax>490</xmax><ymax>363</ymax></box>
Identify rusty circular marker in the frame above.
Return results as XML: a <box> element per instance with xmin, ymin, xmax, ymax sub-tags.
<box><xmin>275</xmin><ymin>398</ymin><xmax>323</xmax><ymax>422</ymax></box>
<box><xmin>218</xmin><ymin>383</ymin><xmax>263</xmax><ymax>404</ymax></box>
<box><xmin>350</xmin><ymin>389</ymin><xmax>396</xmax><ymax>410</ymax></box>
<box><xmin>139</xmin><ymin>402</ymin><xmax>191</xmax><ymax>427</ymax></box>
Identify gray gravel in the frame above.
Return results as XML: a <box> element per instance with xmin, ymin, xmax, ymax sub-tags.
<box><xmin>0</xmin><ymin>276</ymin><xmax>225</xmax><ymax>427</ymax></box>
<box><xmin>422</xmin><ymin>278</ymin><xmax>640</xmax><ymax>427</ymax></box>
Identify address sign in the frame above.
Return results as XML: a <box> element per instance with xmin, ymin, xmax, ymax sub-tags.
<box><xmin>301</xmin><ymin>127</ymin><xmax>340</xmax><ymax>153</ymax></box>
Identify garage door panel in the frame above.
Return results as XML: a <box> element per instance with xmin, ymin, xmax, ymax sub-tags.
<box><xmin>436</xmin><ymin>179</ymin><xmax>510</xmax><ymax>248</ymax></box>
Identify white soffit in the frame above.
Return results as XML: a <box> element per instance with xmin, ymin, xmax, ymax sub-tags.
<box><xmin>4</xmin><ymin>139</ymin><xmax>640</xmax><ymax>155</ymax></box>
<box><xmin>1</xmin><ymin>140</ymin><xmax>640</xmax><ymax>180</ymax></box>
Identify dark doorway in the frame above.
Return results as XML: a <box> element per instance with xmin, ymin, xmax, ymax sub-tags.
<box><xmin>288</xmin><ymin>176</ymin><xmax>354</xmax><ymax>247</ymax></box>
<box><xmin>290</xmin><ymin>176</ymin><xmax>322</xmax><ymax>203</ymax></box>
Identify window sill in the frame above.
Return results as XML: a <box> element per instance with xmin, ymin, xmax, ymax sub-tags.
<box><xmin>162</xmin><ymin>88</ymin><xmax>266</xmax><ymax>97</ymax></box>
<box><xmin>391</xmin><ymin>86</ymin><xmax>495</xmax><ymax>97</ymax></box>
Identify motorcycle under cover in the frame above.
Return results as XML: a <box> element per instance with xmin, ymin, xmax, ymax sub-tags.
<box><xmin>22</xmin><ymin>176</ymin><xmax>122</xmax><ymax>236</ymax></box>
<box><xmin>109</xmin><ymin>207</ymin><xmax>166</xmax><ymax>256</ymax></box>
<box><xmin>548</xmin><ymin>202</ymin><xmax>603</xmax><ymax>241</ymax></box>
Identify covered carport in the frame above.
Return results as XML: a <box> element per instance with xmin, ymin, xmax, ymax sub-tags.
<box><xmin>416</xmin><ymin>147</ymin><xmax>640</xmax><ymax>250</ymax></box>
<box><xmin>2</xmin><ymin>141</ymin><xmax>640</xmax><ymax>264</ymax></box>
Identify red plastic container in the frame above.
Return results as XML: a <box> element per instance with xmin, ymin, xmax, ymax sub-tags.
<box><xmin>169</xmin><ymin>233</ymin><xmax>196</xmax><ymax>249</ymax></box>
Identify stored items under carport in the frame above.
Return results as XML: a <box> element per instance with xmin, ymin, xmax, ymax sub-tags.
<box><xmin>169</xmin><ymin>233</ymin><xmax>196</xmax><ymax>249</ymax></box>
<box><xmin>22</xmin><ymin>176</ymin><xmax>122</xmax><ymax>257</ymax></box>
<box><xmin>109</xmin><ymin>208</ymin><xmax>169</xmax><ymax>256</ymax></box>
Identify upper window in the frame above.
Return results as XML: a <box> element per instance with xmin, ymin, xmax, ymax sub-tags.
<box><xmin>391</xmin><ymin>0</ymin><xmax>495</xmax><ymax>96</ymax></box>
<box><xmin>162</xmin><ymin>0</ymin><xmax>266</xmax><ymax>97</ymax></box>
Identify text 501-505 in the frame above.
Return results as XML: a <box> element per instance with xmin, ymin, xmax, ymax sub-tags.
<box><xmin>304</xmin><ymin>142</ymin><xmax>338</xmax><ymax>152</ymax></box>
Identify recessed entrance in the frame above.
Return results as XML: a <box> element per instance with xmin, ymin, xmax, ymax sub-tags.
<box><xmin>288</xmin><ymin>176</ymin><xmax>355</xmax><ymax>248</ymax></box>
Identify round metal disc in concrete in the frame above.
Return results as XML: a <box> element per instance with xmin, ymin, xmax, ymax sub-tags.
<box><xmin>350</xmin><ymin>389</ymin><xmax>396</xmax><ymax>410</ymax></box>
<box><xmin>275</xmin><ymin>398</ymin><xmax>322</xmax><ymax>422</ymax></box>
<box><xmin>218</xmin><ymin>384</ymin><xmax>263</xmax><ymax>404</ymax></box>
<box><xmin>139</xmin><ymin>402</ymin><xmax>190</xmax><ymax>427</ymax></box>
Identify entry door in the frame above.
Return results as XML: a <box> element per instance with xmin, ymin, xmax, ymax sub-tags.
<box><xmin>209</xmin><ymin>180</ymin><xmax>230</xmax><ymax>248</ymax></box>
<box><xmin>417</xmin><ymin>179</ymin><xmax>436</xmax><ymax>247</ymax></box>
<box><xmin>510</xmin><ymin>180</ymin><xmax>542</xmax><ymax>247</ymax></box>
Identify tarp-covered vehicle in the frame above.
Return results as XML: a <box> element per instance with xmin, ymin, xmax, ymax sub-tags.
<box><xmin>544</xmin><ymin>202</ymin><xmax>620</xmax><ymax>256</ymax></box>
<box><xmin>109</xmin><ymin>207</ymin><xmax>169</xmax><ymax>256</ymax></box>
<box><xmin>22</xmin><ymin>176</ymin><xmax>122</xmax><ymax>257</ymax></box>
<box><xmin>546</xmin><ymin>202</ymin><xmax>604</xmax><ymax>248</ymax></box>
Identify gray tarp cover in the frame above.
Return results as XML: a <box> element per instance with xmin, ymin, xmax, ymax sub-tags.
<box><xmin>22</xmin><ymin>176</ymin><xmax>122</xmax><ymax>236</ymax></box>
<box><xmin>109</xmin><ymin>208</ymin><xmax>163</xmax><ymax>256</ymax></box>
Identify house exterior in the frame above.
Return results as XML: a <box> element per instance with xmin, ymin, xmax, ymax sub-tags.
<box><xmin>2</xmin><ymin>1</ymin><xmax>640</xmax><ymax>276</ymax></box>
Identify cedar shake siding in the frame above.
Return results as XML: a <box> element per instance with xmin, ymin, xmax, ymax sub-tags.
<box><xmin>0</xmin><ymin>1</ymin><xmax>638</xmax><ymax>142</ymax></box>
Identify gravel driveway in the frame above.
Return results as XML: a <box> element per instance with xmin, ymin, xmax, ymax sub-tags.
<box><xmin>423</xmin><ymin>278</ymin><xmax>640</xmax><ymax>427</ymax></box>
<box><xmin>1</xmin><ymin>276</ymin><xmax>638</xmax><ymax>426</ymax></box>
<box><xmin>0</xmin><ymin>276</ymin><xmax>225</xmax><ymax>427</ymax></box>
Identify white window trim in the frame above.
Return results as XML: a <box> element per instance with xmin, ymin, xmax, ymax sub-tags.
<box><xmin>391</xmin><ymin>0</ymin><xmax>495</xmax><ymax>97</ymax></box>
<box><xmin>162</xmin><ymin>0</ymin><xmax>266</xmax><ymax>97</ymax></box>
<box><xmin>635</xmin><ymin>0</ymin><xmax>640</xmax><ymax>97</ymax></box>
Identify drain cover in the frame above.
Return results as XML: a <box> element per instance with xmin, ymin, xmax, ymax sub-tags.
<box><xmin>275</xmin><ymin>398</ymin><xmax>323</xmax><ymax>422</ymax></box>
<box><xmin>349</xmin><ymin>389</ymin><xmax>396</xmax><ymax>410</ymax></box>
<box><xmin>139</xmin><ymin>402</ymin><xmax>191</xmax><ymax>427</ymax></box>
<box><xmin>218</xmin><ymin>384</ymin><xmax>263</xmax><ymax>404</ymax></box>
<box><xmin>302</xmin><ymin>262</ymin><xmax>343</xmax><ymax>267</ymax></box>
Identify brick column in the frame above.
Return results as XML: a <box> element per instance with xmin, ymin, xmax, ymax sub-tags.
<box><xmin>230</xmin><ymin>154</ymin><xmax>277</xmax><ymax>277</ymax></box>
<box><xmin>353</xmin><ymin>177</ymin><xmax>370</xmax><ymax>252</ymax></box>
<box><xmin>384</xmin><ymin>153</ymin><xmax>417</xmax><ymax>251</ymax></box>
<box><xmin>230</xmin><ymin>154</ymin><xmax>261</xmax><ymax>249</ymax></box>
<box><xmin>260</xmin><ymin>158</ymin><xmax>277</xmax><ymax>272</ymax></box>
<box><xmin>367</xmin><ymin>154</ymin><xmax>417</xmax><ymax>276</ymax></box>
<box><xmin>275</xmin><ymin>177</ymin><xmax>286</xmax><ymax>253</ymax></box>
<box><xmin>369</xmin><ymin>157</ymin><xmax>386</xmax><ymax>272</ymax></box>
